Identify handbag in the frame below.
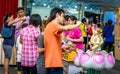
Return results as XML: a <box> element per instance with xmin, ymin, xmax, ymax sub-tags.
<box><xmin>1</xmin><ymin>26</ymin><xmax>13</xmax><ymax>38</ymax></box>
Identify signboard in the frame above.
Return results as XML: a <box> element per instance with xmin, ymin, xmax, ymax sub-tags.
<box><xmin>114</xmin><ymin>8</ymin><xmax>120</xmax><ymax>60</ymax></box>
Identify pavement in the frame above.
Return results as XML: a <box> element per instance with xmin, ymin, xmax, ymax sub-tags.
<box><xmin>0</xmin><ymin>60</ymin><xmax>120</xmax><ymax>74</ymax></box>
<box><xmin>0</xmin><ymin>65</ymin><xmax>17</xmax><ymax>74</ymax></box>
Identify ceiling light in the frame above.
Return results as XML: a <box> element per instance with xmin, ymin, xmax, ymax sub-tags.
<box><xmin>59</xmin><ymin>5</ymin><xmax>62</xmax><ymax>7</ymax></box>
<box><xmin>47</xmin><ymin>5</ymin><xmax>50</xmax><ymax>8</ymax></box>
<box><xmin>32</xmin><ymin>3</ymin><xmax>35</xmax><ymax>6</ymax></box>
<box><xmin>75</xmin><ymin>5</ymin><xmax>77</xmax><ymax>8</ymax></box>
<box><xmin>43</xmin><ymin>3</ymin><xmax>47</xmax><ymax>6</ymax></box>
<box><xmin>85</xmin><ymin>6</ymin><xmax>87</xmax><ymax>9</ymax></box>
<box><xmin>90</xmin><ymin>8</ymin><xmax>93</xmax><ymax>10</ymax></box>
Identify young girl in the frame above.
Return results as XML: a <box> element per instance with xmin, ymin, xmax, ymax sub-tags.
<box><xmin>16</xmin><ymin>23</ymin><xmax>28</xmax><ymax>74</ymax></box>
<box><xmin>20</xmin><ymin>14</ymin><xmax>41</xmax><ymax>74</ymax></box>
<box><xmin>66</xmin><ymin>15</ymin><xmax>84</xmax><ymax>51</ymax></box>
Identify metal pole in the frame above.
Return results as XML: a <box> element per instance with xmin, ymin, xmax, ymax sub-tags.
<box><xmin>18</xmin><ymin>0</ymin><xmax>22</xmax><ymax>7</ymax></box>
<box><xmin>78</xmin><ymin>4</ymin><xmax>82</xmax><ymax>20</ymax></box>
<box><xmin>30</xmin><ymin>0</ymin><xmax>34</xmax><ymax>15</ymax></box>
<box><xmin>23</xmin><ymin>0</ymin><xmax>27</xmax><ymax>14</ymax></box>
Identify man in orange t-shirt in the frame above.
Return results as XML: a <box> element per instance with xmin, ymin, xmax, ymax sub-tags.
<box><xmin>44</xmin><ymin>7</ymin><xmax>81</xmax><ymax>74</ymax></box>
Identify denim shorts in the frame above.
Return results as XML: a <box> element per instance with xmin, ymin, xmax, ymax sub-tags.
<box><xmin>3</xmin><ymin>44</ymin><xmax>12</xmax><ymax>58</ymax></box>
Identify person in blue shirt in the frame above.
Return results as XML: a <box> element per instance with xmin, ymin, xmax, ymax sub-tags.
<box><xmin>101</xmin><ymin>19</ymin><xmax>114</xmax><ymax>52</ymax></box>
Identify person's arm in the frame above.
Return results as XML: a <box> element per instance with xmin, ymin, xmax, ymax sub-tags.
<box><xmin>15</xmin><ymin>21</ymin><xmax>24</xmax><ymax>30</ymax></box>
<box><xmin>38</xmin><ymin>48</ymin><xmax>44</xmax><ymax>53</ymax></box>
<box><xmin>16</xmin><ymin>37</ymin><xmax>19</xmax><ymax>52</ymax></box>
<box><xmin>67</xmin><ymin>36</ymin><xmax>84</xmax><ymax>42</ymax></box>
<box><xmin>91</xmin><ymin>45</ymin><xmax>99</xmax><ymax>50</ymax></box>
<box><xmin>72</xmin><ymin>37</ymin><xmax>84</xmax><ymax>42</ymax></box>
<box><xmin>59</xmin><ymin>21</ymin><xmax>81</xmax><ymax>32</ymax></box>
<box><xmin>8</xmin><ymin>17</ymin><xmax>26</xmax><ymax>26</ymax></box>
<box><xmin>19</xmin><ymin>30</ymin><xmax>23</xmax><ymax>44</ymax></box>
<box><xmin>37</xmin><ymin>34</ymin><xmax>44</xmax><ymax>53</ymax></box>
<box><xmin>20</xmin><ymin>36</ymin><xmax>22</xmax><ymax>44</ymax></box>
<box><xmin>66</xmin><ymin>27</ymin><xmax>84</xmax><ymax>42</ymax></box>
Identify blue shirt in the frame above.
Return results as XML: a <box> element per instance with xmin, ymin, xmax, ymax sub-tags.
<box><xmin>103</xmin><ymin>25</ymin><xmax>114</xmax><ymax>42</ymax></box>
<box><xmin>3</xmin><ymin>22</ymin><xmax>15</xmax><ymax>46</ymax></box>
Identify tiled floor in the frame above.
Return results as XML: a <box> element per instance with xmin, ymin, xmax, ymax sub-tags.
<box><xmin>0</xmin><ymin>65</ymin><xmax>16</xmax><ymax>74</ymax></box>
<box><xmin>0</xmin><ymin>60</ymin><xmax>120</xmax><ymax>74</ymax></box>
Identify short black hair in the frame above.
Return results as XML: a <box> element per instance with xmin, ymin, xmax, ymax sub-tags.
<box><xmin>48</xmin><ymin>7</ymin><xmax>64</xmax><ymax>23</ymax></box>
<box><xmin>3</xmin><ymin>13</ymin><xmax>13</xmax><ymax>23</ymax></box>
<box><xmin>69</xmin><ymin>15</ymin><xmax>77</xmax><ymax>21</ymax></box>
<box><xmin>22</xmin><ymin>23</ymin><xmax>28</xmax><ymax>28</ymax></box>
<box><xmin>69</xmin><ymin>15</ymin><xmax>77</xmax><ymax>24</ymax></box>
<box><xmin>81</xmin><ymin>18</ymin><xmax>86</xmax><ymax>23</ymax></box>
<box><xmin>64</xmin><ymin>15</ymin><xmax>70</xmax><ymax>21</ymax></box>
<box><xmin>16</xmin><ymin>7</ymin><xmax>24</xmax><ymax>12</ymax></box>
<box><xmin>29</xmin><ymin>14</ymin><xmax>42</xmax><ymax>27</ymax></box>
<box><xmin>108</xmin><ymin>19</ymin><xmax>112</xmax><ymax>25</ymax></box>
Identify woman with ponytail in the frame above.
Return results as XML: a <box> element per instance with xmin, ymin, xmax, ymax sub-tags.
<box><xmin>2</xmin><ymin>13</ymin><xmax>25</xmax><ymax>74</ymax></box>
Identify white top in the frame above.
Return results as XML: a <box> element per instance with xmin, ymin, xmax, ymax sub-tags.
<box><xmin>16</xmin><ymin>35</ymin><xmax>22</xmax><ymax>62</ymax></box>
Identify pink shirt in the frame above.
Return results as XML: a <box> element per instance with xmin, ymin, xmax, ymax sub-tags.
<box><xmin>64</xmin><ymin>31</ymin><xmax>69</xmax><ymax>37</ymax></box>
<box><xmin>69</xmin><ymin>27</ymin><xmax>84</xmax><ymax>50</ymax></box>
<box><xmin>20</xmin><ymin>25</ymin><xmax>40</xmax><ymax>67</ymax></box>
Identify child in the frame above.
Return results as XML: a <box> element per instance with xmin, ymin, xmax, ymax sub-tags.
<box><xmin>20</xmin><ymin>14</ymin><xmax>41</xmax><ymax>74</ymax></box>
<box><xmin>16</xmin><ymin>23</ymin><xmax>28</xmax><ymax>74</ymax></box>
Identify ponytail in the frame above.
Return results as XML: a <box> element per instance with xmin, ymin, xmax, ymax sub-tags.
<box><xmin>3</xmin><ymin>13</ymin><xmax>12</xmax><ymax>23</ymax></box>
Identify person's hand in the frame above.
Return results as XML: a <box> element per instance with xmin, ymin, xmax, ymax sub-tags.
<box><xmin>66</xmin><ymin>36</ymin><xmax>71</xmax><ymax>41</ymax></box>
<box><xmin>66</xmin><ymin>36</ymin><xmax>74</xmax><ymax>42</ymax></box>
<box><xmin>21</xmin><ymin>17</ymin><xmax>26</xmax><ymax>22</ymax></box>
<box><xmin>89</xmin><ymin>45</ymin><xmax>93</xmax><ymax>51</ymax></box>
<box><xmin>88</xmin><ymin>42</ymin><xmax>92</xmax><ymax>51</ymax></box>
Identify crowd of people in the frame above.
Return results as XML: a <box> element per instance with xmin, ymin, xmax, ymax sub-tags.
<box><xmin>2</xmin><ymin>7</ymin><xmax>114</xmax><ymax>74</ymax></box>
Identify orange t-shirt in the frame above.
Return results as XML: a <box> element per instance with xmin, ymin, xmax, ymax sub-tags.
<box><xmin>44</xmin><ymin>21</ymin><xmax>63</xmax><ymax>68</ymax></box>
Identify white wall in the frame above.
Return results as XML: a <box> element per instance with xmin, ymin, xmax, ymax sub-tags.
<box><xmin>32</xmin><ymin>6</ymin><xmax>52</xmax><ymax>20</ymax></box>
<box><xmin>18</xmin><ymin>0</ymin><xmax>22</xmax><ymax>7</ymax></box>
